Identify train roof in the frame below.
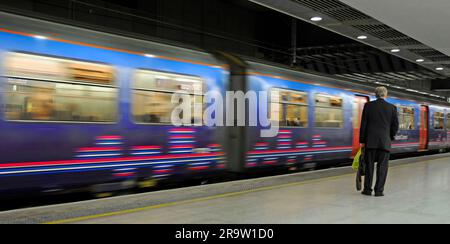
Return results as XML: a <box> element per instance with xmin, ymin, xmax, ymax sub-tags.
<box><xmin>0</xmin><ymin>10</ymin><xmax>220</xmax><ymax>67</ymax></box>
<box><xmin>245</xmin><ymin>59</ymin><xmax>450</xmax><ymax>107</ymax></box>
<box><xmin>1</xmin><ymin>10</ymin><xmax>449</xmax><ymax>108</ymax></box>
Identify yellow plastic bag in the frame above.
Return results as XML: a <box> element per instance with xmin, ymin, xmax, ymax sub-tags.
<box><xmin>352</xmin><ymin>148</ymin><xmax>362</xmax><ymax>171</ymax></box>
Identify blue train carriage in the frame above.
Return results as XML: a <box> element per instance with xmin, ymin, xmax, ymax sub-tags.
<box><xmin>428</xmin><ymin>105</ymin><xmax>449</xmax><ymax>150</ymax></box>
<box><xmin>387</xmin><ymin>97</ymin><xmax>421</xmax><ymax>153</ymax></box>
<box><xmin>1</xmin><ymin>11</ymin><xmax>450</xmax><ymax>198</ymax></box>
<box><xmin>0</xmin><ymin>11</ymin><xmax>227</xmax><ymax>196</ymax></box>
<box><xmin>242</xmin><ymin>62</ymin><xmax>355</xmax><ymax>171</ymax></box>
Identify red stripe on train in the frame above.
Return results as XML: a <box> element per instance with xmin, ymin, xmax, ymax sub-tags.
<box><xmin>114</xmin><ymin>172</ymin><xmax>135</xmax><ymax>177</ymax></box>
<box><xmin>170</xmin><ymin>136</ymin><xmax>194</xmax><ymax>139</ymax></box>
<box><xmin>296</xmin><ymin>142</ymin><xmax>308</xmax><ymax>145</ymax></box>
<box><xmin>169</xmin><ymin>128</ymin><xmax>195</xmax><ymax>132</ymax></box>
<box><xmin>132</xmin><ymin>146</ymin><xmax>162</xmax><ymax>150</ymax></box>
<box><xmin>278</xmin><ymin>135</ymin><xmax>292</xmax><ymax>139</ymax></box>
<box><xmin>189</xmin><ymin>166</ymin><xmax>209</xmax><ymax>171</ymax></box>
<box><xmin>97</xmin><ymin>136</ymin><xmax>123</xmax><ymax>140</ymax></box>
<box><xmin>0</xmin><ymin>152</ymin><xmax>224</xmax><ymax>169</ymax></box>
<box><xmin>248</xmin><ymin>146</ymin><xmax>353</xmax><ymax>155</ymax></box>
<box><xmin>77</xmin><ymin>147</ymin><xmax>122</xmax><ymax>152</ymax></box>
<box><xmin>170</xmin><ymin>145</ymin><xmax>194</xmax><ymax>149</ymax></box>
<box><xmin>263</xmin><ymin>161</ymin><xmax>277</xmax><ymax>165</ymax></box>
<box><xmin>154</xmin><ymin>169</ymin><xmax>173</xmax><ymax>174</ymax></box>
<box><xmin>278</xmin><ymin>142</ymin><xmax>292</xmax><ymax>146</ymax></box>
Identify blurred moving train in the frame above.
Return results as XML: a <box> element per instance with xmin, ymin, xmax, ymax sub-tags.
<box><xmin>0</xmin><ymin>11</ymin><xmax>449</xmax><ymax>198</ymax></box>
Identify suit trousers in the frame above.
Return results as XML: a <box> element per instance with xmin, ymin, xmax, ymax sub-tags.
<box><xmin>363</xmin><ymin>149</ymin><xmax>390</xmax><ymax>193</ymax></box>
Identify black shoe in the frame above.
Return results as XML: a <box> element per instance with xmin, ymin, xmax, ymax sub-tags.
<box><xmin>375</xmin><ymin>192</ymin><xmax>384</xmax><ymax>197</ymax></box>
<box><xmin>361</xmin><ymin>191</ymin><xmax>372</xmax><ymax>196</ymax></box>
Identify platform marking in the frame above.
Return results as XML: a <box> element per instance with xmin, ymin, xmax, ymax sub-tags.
<box><xmin>45</xmin><ymin>175</ymin><xmax>353</xmax><ymax>224</ymax></box>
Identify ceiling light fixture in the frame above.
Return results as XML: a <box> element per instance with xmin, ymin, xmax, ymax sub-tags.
<box><xmin>416</xmin><ymin>59</ymin><xmax>425</xmax><ymax>63</ymax></box>
<box><xmin>357</xmin><ymin>35</ymin><xmax>368</xmax><ymax>40</ymax></box>
<box><xmin>436</xmin><ymin>67</ymin><xmax>444</xmax><ymax>71</ymax></box>
<box><xmin>390</xmin><ymin>49</ymin><xmax>400</xmax><ymax>53</ymax></box>
<box><xmin>310</xmin><ymin>17</ymin><xmax>323</xmax><ymax>22</ymax></box>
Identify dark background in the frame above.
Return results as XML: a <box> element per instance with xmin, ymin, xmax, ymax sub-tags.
<box><xmin>0</xmin><ymin>0</ymin><xmax>352</xmax><ymax>65</ymax></box>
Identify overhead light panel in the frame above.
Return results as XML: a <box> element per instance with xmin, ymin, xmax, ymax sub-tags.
<box><xmin>34</xmin><ymin>35</ymin><xmax>47</xmax><ymax>40</ymax></box>
<box><xmin>416</xmin><ymin>59</ymin><xmax>425</xmax><ymax>63</ymax></box>
<box><xmin>357</xmin><ymin>35</ymin><xmax>368</xmax><ymax>40</ymax></box>
<box><xmin>390</xmin><ymin>49</ymin><xmax>400</xmax><ymax>53</ymax></box>
<box><xmin>310</xmin><ymin>17</ymin><xmax>323</xmax><ymax>22</ymax></box>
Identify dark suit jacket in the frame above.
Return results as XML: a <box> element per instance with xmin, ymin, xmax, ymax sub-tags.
<box><xmin>360</xmin><ymin>98</ymin><xmax>399</xmax><ymax>151</ymax></box>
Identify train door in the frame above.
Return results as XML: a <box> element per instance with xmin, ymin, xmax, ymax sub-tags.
<box><xmin>213</xmin><ymin>52</ymin><xmax>249</xmax><ymax>173</ymax></box>
<box><xmin>419</xmin><ymin>105</ymin><xmax>429</xmax><ymax>151</ymax></box>
<box><xmin>352</xmin><ymin>95</ymin><xmax>369</xmax><ymax>157</ymax></box>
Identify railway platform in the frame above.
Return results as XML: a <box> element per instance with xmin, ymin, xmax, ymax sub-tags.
<box><xmin>1</xmin><ymin>153</ymin><xmax>450</xmax><ymax>224</ymax></box>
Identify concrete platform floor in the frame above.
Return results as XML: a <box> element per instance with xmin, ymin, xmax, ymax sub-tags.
<box><xmin>1</xmin><ymin>153</ymin><xmax>449</xmax><ymax>224</ymax></box>
<box><xmin>73</xmin><ymin>155</ymin><xmax>450</xmax><ymax>224</ymax></box>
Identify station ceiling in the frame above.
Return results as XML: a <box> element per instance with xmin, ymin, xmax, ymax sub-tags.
<box><xmin>249</xmin><ymin>0</ymin><xmax>450</xmax><ymax>98</ymax></box>
<box><xmin>341</xmin><ymin>0</ymin><xmax>450</xmax><ymax>61</ymax></box>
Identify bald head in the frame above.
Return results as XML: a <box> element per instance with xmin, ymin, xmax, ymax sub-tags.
<box><xmin>375</xmin><ymin>87</ymin><xmax>388</xmax><ymax>99</ymax></box>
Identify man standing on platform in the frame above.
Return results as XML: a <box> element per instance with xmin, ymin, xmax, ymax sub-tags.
<box><xmin>360</xmin><ymin>87</ymin><xmax>399</xmax><ymax>197</ymax></box>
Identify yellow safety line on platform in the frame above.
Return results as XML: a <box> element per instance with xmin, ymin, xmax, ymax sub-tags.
<box><xmin>45</xmin><ymin>157</ymin><xmax>444</xmax><ymax>224</ymax></box>
<box><xmin>45</xmin><ymin>174</ymin><xmax>352</xmax><ymax>224</ymax></box>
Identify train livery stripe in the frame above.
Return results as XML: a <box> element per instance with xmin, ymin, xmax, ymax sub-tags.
<box><xmin>132</xmin><ymin>146</ymin><xmax>162</xmax><ymax>150</ymax></box>
<box><xmin>246</xmin><ymin>146</ymin><xmax>352</xmax><ymax>159</ymax></box>
<box><xmin>0</xmin><ymin>156</ymin><xmax>224</xmax><ymax>175</ymax></box>
<box><xmin>77</xmin><ymin>147</ymin><xmax>122</xmax><ymax>152</ymax></box>
<box><xmin>247</xmin><ymin>150</ymin><xmax>352</xmax><ymax>159</ymax></box>
<box><xmin>247</xmin><ymin>72</ymin><xmax>372</xmax><ymax>96</ymax></box>
<box><xmin>0</xmin><ymin>146</ymin><xmax>355</xmax><ymax>174</ymax></box>
<box><xmin>0</xmin><ymin>28</ymin><xmax>222</xmax><ymax>69</ymax></box>
<box><xmin>97</xmin><ymin>136</ymin><xmax>123</xmax><ymax>140</ymax></box>
<box><xmin>0</xmin><ymin>153</ymin><xmax>224</xmax><ymax>169</ymax></box>
<box><xmin>248</xmin><ymin>146</ymin><xmax>353</xmax><ymax>155</ymax></box>
<box><xmin>392</xmin><ymin>142</ymin><xmax>420</xmax><ymax>148</ymax></box>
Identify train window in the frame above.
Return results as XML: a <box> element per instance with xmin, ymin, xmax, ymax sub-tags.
<box><xmin>132</xmin><ymin>70</ymin><xmax>204</xmax><ymax>125</ymax></box>
<box><xmin>447</xmin><ymin>114</ymin><xmax>450</xmax><ymax>130</ymax></box>
<box><xmin>434</xmin><ymin>112</ymin><xmax>445</xmax><ymax>130</ymax></box>
<box><xmin>353</xmin><ymin>102</ymin><xmax>359</xmax><ymax>128</ymax></box>
<box><xmin>397</xmin><ymin>106</ymin><xmax>415</xmax><ymax>130</ymax></box>
<box><xmin>314</xmin><ymin>94</ymin><xmax>344</xmax><ymax>128</ymax></box>
<box><xmin>67</xmin><ymin>62</ymin><xmax>114</xmax><ymax>84</ymax></box>
<box><xmin>3</xmin><ymin>53</ymin><xmax>117</xmax><ymax>123</ymax></box>
<box><xmin>271</xmin><ymin>88</ymin><xmax>308</xmax><ymax>127</ymax></box>
<box><xmin>6</xmin><ymin>52</ymin><xmax>115</xmax><ymax>85</ymax></box>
